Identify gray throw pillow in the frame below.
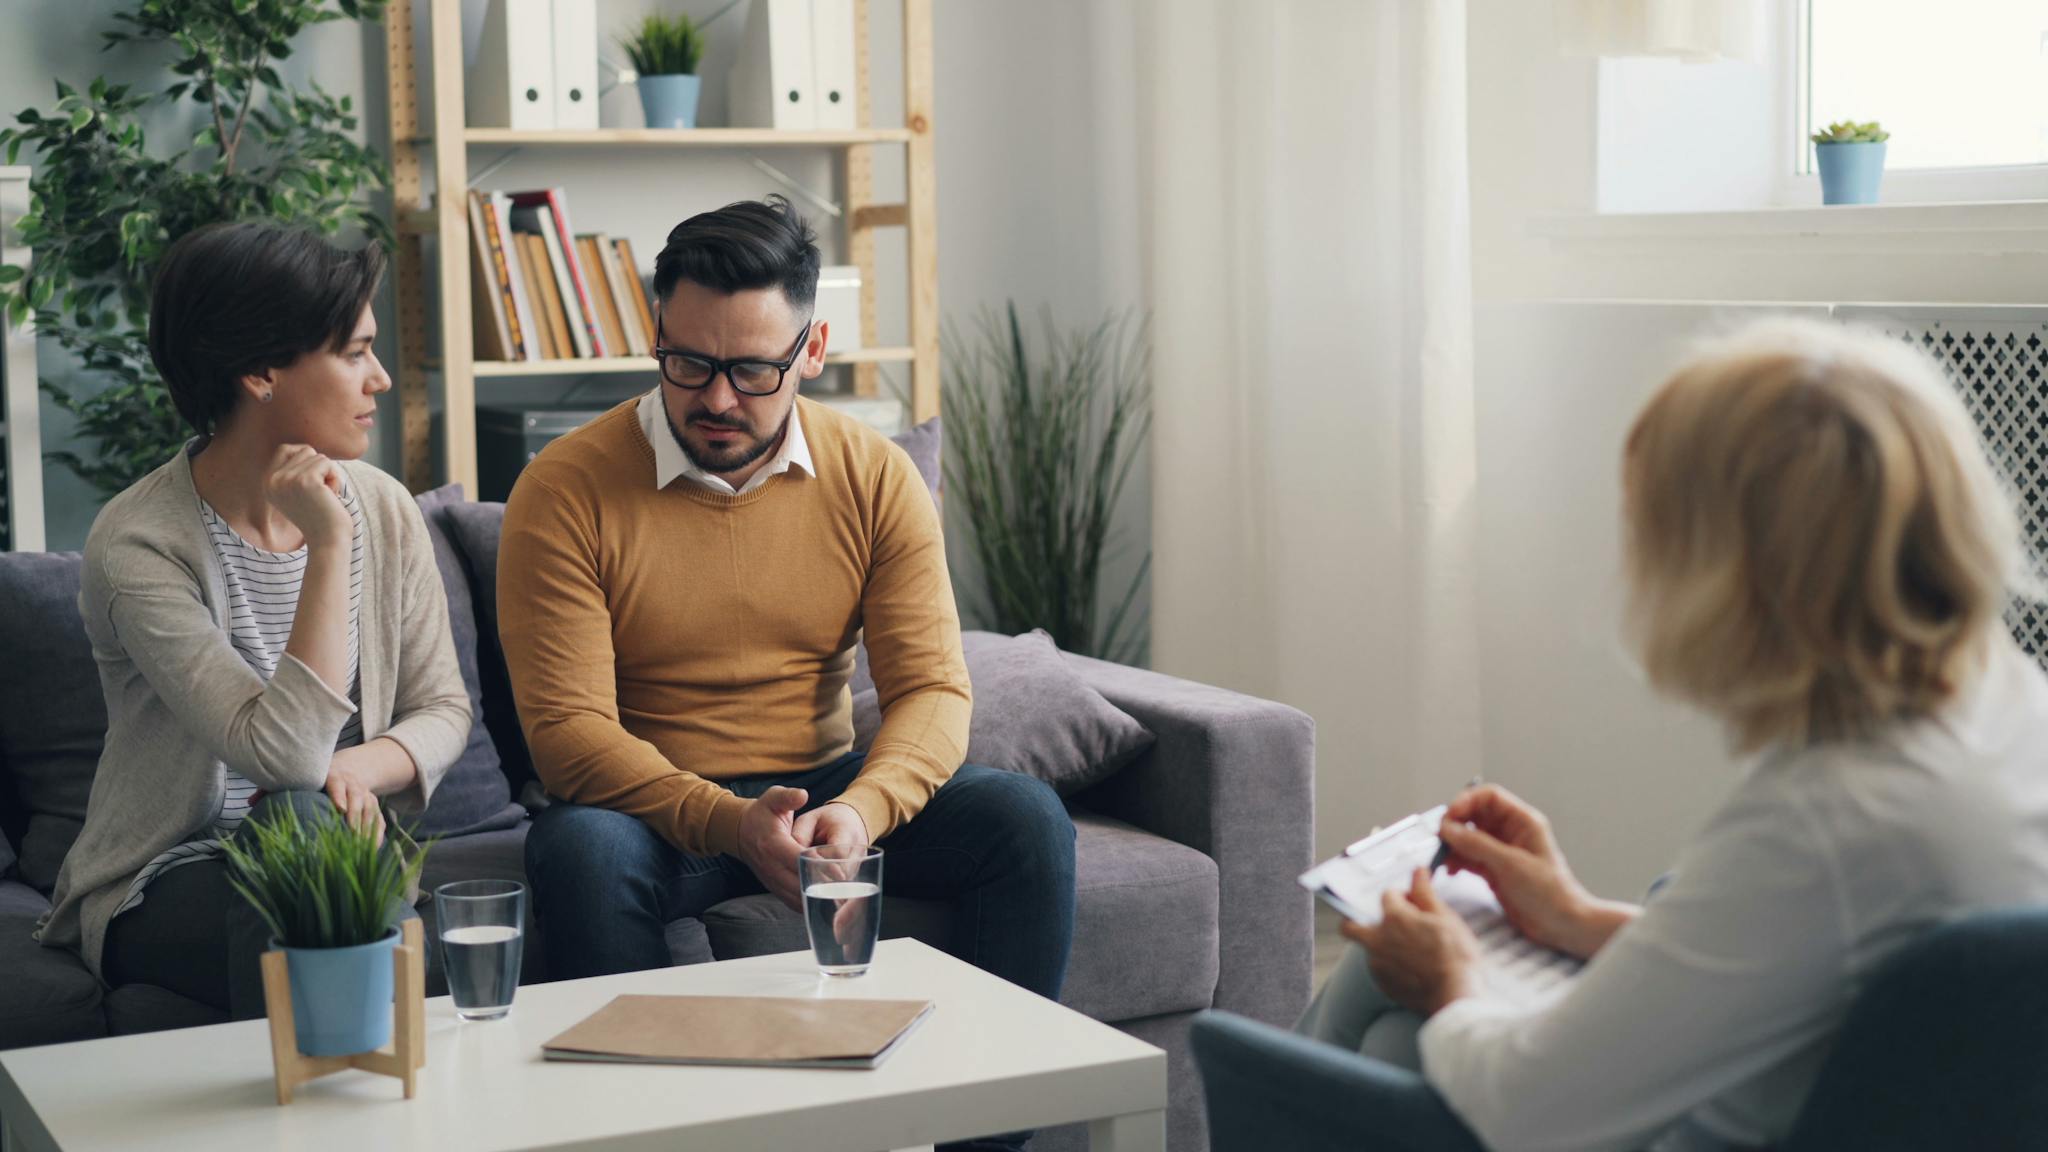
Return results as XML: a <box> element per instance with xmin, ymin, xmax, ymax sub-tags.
<box><xmin>442</xmin><ymin>499</ymin><xmax>536</xmax><ymax>800</ymax></box>
<box><xmin>851</xmin><ymin>629</ymin><xmax>1154</xmax><ymax>795</ymax></box>
<box><xmin>409</xmin><ymin>486</ymin><xmax>523</xmax><ymax>838</ymax></box>
<box><xmin>0</xmin><ymin>551</ymin><xmax>102</xmax><ymax>892</ymax></box>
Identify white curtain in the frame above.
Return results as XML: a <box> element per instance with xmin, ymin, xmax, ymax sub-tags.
<box><xmin>1137</xmin><ymin>0</ymin><xmax>1482</xmax><ymax>855</ymax></box>
<box><xmin>1559</xmin><ymin>0</ymin><xmax>1766</xmax><ymax>62</ymax></box>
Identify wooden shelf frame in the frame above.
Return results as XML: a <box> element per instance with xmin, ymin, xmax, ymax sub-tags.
<box><xmin>382</xmin><ymin>0</ymin><xmax>940</xmax><ymax>494</ymax></box>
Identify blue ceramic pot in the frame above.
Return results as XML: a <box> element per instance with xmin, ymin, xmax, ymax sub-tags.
<box><xmin>639</xmin><ymin>74</ymin><xmax>702</xmax><ymax>130</ymax></box>
<box><xmin>283</xmin><ymin>929</ymin><xmax>399</xmax><ymax>1057</ymax></box>
<box><xmin>1816</xmin><ymin>141</ymin><xmax>1886</xmax><ymax>206</ymax></box>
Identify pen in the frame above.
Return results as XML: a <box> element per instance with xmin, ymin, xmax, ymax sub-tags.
<box><xmin>1428</xmin><ymin>776</ymin><xmax>1485</xmax><ymax>873</ymax></box>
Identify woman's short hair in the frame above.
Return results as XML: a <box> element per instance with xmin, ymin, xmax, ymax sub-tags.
<box><xmin>1623</xmin><ymin>317</ymin><xmax>2030</xmax><ymax>753</ymax></box>
<box><xmin>148</xmin><ymin>221</ymin><xmax>386</xmax><ymax>434</ymax></box>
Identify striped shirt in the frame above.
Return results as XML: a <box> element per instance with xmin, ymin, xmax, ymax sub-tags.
<box><xmin>114</xmin><ymin>487</ymin><xmax>366</xmax><ymax>914</ymax></box>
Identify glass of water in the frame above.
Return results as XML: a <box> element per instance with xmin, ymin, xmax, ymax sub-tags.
<box><xmin>434</xmin><ymin>879</ymin><xmax>525</xmax><ymax>1020</ymax></box>
<box><xmin>799</xmin><ymin>844</ymin><xmax>884</xmax><ymax>977</ymax></box>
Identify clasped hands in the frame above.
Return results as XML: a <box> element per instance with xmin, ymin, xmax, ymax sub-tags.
<box><xmin>736</xmin><ymin>786</ymin><xmax>870</xmax><ymax>909</ymax></box>
<box><xmin>1344</xmin><ymin>784</ymin><xmax>1632</xmax><ymax>1019</ymax></box>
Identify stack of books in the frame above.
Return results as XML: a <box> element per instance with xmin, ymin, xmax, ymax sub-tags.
<box><xmin>466</xmin><ymin>188</ymin><xmax>659</xmax><ymax>364</ymax></box>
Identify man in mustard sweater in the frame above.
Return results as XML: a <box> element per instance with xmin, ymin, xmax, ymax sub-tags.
<box><xmin>499</xmin><ymin>198</ymin><xmax>1076</xmax><ymax>1028</ymax></box>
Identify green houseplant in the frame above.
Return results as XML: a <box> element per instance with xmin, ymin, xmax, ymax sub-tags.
<box><xmin>0</xmin><ymin>0</ymin><xmax>392</xmax><ymax>499</ymax></box>
<box><xmin>1811</xmin><ymin>119</ymin><xmax>1889</xmax><ymax>205</ymax></box>
<box><xmin>622</xmin><ymin>13</ymin><xmax>707</xmax><ymax>130</ymax></box>
<box><xmin>223</xmin><ymin>804</ymin><xmax>426</xmax><ymax>1057</ymax></box>
<box><xmin>943</xmin><ymin>304</ymin><xmax>1152</xmax><ymax>664</ymax></box>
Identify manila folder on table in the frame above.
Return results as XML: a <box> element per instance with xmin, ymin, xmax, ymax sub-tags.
<box><xmin>541</xmin><ymin>995</ymin><xmax>935</xmax><ymax>1069</ymax></box>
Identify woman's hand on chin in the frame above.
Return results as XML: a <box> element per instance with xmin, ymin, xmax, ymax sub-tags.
<box><xmin>264</xmin><ymin>444</ymin><xmax>351</xmax><ymax>548</ymax></box>
<box><xmin>1341</xmin><ymin>867</ymin><xmax>1482</xmax><ymax>1018</ymax></box>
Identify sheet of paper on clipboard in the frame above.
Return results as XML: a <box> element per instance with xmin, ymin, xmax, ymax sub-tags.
<box><xmin>1300</xmin><ymin>805</ymin><xmax>1584</xmax><ymax>1008</ymax></box>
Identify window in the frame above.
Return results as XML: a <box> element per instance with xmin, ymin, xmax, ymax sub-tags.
<box><xmin>1803</xmin><ymin>0</ymin><xmax>2048</xmax><ymax>173</ymax></box>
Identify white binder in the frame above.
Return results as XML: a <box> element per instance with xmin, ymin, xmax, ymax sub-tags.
<box><xmin>550</xmin><ymin>0</ymin><xmax>600</xmax><ymax>132</ymax></box>
<box><xmin>810</xmin><ymin>0</ymin><xmax>859</xmax><ymax>131</ymax></box>
<box><xmin>729</xmin><ymin>0</ymin><xmax>816</xmax><ymax>130</ymax></box>
<box><xmin>468</xmin><ymin>0</ymin><xmax>554</xmax><ymax>130</ymax></box>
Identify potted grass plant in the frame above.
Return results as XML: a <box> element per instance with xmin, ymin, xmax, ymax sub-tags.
<box><xmin>622</xmin><ymin>12</ymin><xmax>707</xmax><ymax>130</ymax></box>
<box><xmin>223</xmin><ymin>805</ymin><xmax>426</xmax><ymax>1057</ymax></box>
<box><xmin>1812</xmin><ymin>120</ymin><xmax>1890</xmax><ymax>205</ymax></box>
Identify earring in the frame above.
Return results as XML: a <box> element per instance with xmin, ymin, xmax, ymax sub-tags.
<box><xmin>259</xmin><ymin>391</ymin><xmax>273</xmax><ymax>403</ymax></box>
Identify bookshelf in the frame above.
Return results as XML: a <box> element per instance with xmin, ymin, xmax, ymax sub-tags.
<box><xmin>381</xmin><ymin>0</ymin><xmax>939</xmax><ymax>495</ymax></box>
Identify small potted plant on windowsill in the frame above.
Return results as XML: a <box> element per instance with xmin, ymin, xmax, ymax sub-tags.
<box><xmin>1812</xmin><ymin>120</ymin><xmax>1890</xmax><ymax>206</ymax></box>
<box><xmin>623</xmin><ymin>12</ymin><xmax>708</xmax><ymax>130</ymax></box>
<box><xmin>224</xmin><ymin>805</ymin><xmax>426</xmax><ymax>1058</ymax></box>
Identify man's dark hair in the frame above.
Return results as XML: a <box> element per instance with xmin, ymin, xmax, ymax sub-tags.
<box><xmin>653</xmin><ymin>194</ymin><xmax>820</xmax><ymax>311</ymax></box>
<box><xmin>148</xmin><ymin>220</ymin><xmax>386</xmax><ymax>434</ymax></box>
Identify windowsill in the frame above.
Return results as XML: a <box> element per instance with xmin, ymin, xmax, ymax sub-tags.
<box><xmin>1534</xmin><ymin>200</ymin><xmax>2048</xmax><ymax>252</ymax></box>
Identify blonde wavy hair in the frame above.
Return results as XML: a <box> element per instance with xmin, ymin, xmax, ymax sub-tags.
<box><xmin>1623</xmin><ymin>318</ymin><xmax>2030</xmax><ymax>753</ymax></box>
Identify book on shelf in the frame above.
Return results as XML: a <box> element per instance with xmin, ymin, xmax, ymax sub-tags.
<box><xmin>513</xmin><ymin>232</ymin><xmax>560</xmax><ymax>359</ymax></box>
<box><xmin>486</xmin><ymin>192</ymin><xmax>542</xmax><ymax>361</ymax></box>
<box><xmin>576</xmin><ymin>235</ymin><xmax>630</xmax><ymax>359</ymax></box>
<box><xmin>466</xmin><ymin>193</ymin><xmax>511</xmax><ymax>362</ymax></box>
<box><xmin>508</xmin><ymin>189</ymin><xmax>608</xmax><ymax>358</ymax></box>
<box><xmin>616</xmin><ymin>238</ymin><xmax>660</xmax><ymax>345</ymax></box>
<box><xmin>590</xmin><ymin>233</ymin><xmax>649</xmax><ymax>356</ymax></box>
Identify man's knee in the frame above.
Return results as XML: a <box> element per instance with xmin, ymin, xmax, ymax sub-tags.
<box><xmin>945</xmin><ymin>767</ymin><xmax>1076</xmax><ymax>860</ymax></box>
<box><xmin>525</xmin><ymin>802</ymin><xmax>668</xmax><ymax>888</ymax></box>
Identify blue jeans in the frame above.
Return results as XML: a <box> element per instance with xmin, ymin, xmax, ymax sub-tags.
<box><xmin>525</xmin><ymin>754</ymin><xmax>1078</xmax><ymax>1002</ymax></box>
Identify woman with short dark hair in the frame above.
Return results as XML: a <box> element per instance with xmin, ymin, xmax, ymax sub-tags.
<box><xmin>35</xmin><ymin>221</ymin><xmax>471</xmax><ymax>1019</ymax></box>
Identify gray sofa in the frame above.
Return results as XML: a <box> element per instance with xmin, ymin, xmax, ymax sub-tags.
<box><xmin>0</xmin><ymin>493</ymin><xmax>1314</xmax><ymax>1151</ymax></box>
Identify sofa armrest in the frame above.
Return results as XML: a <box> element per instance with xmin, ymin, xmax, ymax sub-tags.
<box><xmin>1064</xmin><ymin>653</ymin><xmax>1315</xmax><ymax>1028</ymax></box>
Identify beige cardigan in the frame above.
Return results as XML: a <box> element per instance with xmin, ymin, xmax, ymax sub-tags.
<box><xmin>38</xmin><ymin>448</ymin><xmax>471</xmax><ymax>977</ymax></box>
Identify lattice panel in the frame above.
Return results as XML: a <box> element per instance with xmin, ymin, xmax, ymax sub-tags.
<box><xmin>1878</xmin><ymin>320</ymin><xmax>2048</xmax><ymax>662</ymax></box>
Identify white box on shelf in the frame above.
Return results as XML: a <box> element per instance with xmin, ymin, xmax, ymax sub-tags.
<box><xmin>728</xmin><ymin>0</ymin><xmax>817</xmax><ymax>130</ymax></box>
<box><xmin>550</xmin><ymin>0</ymin><xmax>600</xmax><ymax>132</ymax></box>
<box><xmin>816</xmin><ymin>264</ymin><xmax>863</xmax><ymax>352</ymax></box>
<box><xmin>468</xmin><ymin>0</ymin><xmax>555</xmax><ymax>130</ymax></box>
<box><xmin>814</xmin><ymin>395</ymin><xmax>904</xmax><ymax>436</ymax></box>
<box><xmin>810</xmin><ymin>0</ymin><xmax>859</xmax><ymax>131</ymax></box>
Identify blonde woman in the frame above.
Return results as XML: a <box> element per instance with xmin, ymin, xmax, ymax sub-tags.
<box><xmin>1296</xmin><ymin>319</ymin><xmax>2048</xmax><ymax>1151</ymax></box>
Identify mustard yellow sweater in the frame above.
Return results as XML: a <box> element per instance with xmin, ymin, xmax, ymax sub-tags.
<box><xmin>498</xmin><ymin>396</ymin><xmax>970</xmax><ymax>856</ymax></box>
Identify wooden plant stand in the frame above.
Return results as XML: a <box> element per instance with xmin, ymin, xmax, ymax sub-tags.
<box><xmin>258</xmin><ymin>918</ymin><xmax>427</xmax><ymax>1103</ymax></box>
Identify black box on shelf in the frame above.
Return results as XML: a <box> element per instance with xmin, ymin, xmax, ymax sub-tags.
<box><xmin>477</xmin><ymin>405</ymin><xmax>608</xmax><ymax>503</ymax></box>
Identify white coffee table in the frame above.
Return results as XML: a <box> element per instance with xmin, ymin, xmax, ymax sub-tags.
<box><xmin>0</xmin><ymin>938</ymin><xmax>1165</xmax><ymax>1151</ymax></box>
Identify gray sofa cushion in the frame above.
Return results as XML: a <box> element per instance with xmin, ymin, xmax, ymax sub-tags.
<box><xmin>102</xmin><ymin>984</ymin><xmax>226</xmax><ymax>1037</ymax></box>
<box><xmin>0</xmin><ymin>552</ymin><xmax>102</xmax><ymax>892</ymax></box>
<box><xmin>411</xmin><ymin>485</ymin><xmax>523</xmax><ymax>838</ymax></box>
<box><xmin>0</xmin><ymin>879</ymin><xmax>105</xmax><ymax>1048</ymax></box>
<box><xmin>853</xmin><ymin>630</ymin><xmax>1156</xmax><ymax>795</ymax></box>
<box><xmin>702</xmin><ymin>809</ymin><xmax>1218</xmax><ymax>1021</ymax></box>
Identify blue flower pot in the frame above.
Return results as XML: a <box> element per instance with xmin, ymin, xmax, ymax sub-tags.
<box><xmin>1816</xmin><ymin>141</ymin><xmax>1886</xmax><ymax>206</ymax></box>
<box><xmin>283</xmin><ymin>930</ymin><xmax>399</xmax><ymax>1057</ymax></box>
<box><xmin>639</xmin><ymin>74</ymin><xmax>701</xmax><ymax>130</ymax></box>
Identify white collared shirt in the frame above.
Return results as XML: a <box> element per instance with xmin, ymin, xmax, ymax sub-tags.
<box><xmin>637</xmin><ymin>388</ymin><xmax>813</xmax><ymax>495</ymax></box>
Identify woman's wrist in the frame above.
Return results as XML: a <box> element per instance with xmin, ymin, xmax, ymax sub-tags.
<box><xmin>1560</xmin><ymin>892</ymin><xmax>1639</xmax><ymax>960</ymax></box>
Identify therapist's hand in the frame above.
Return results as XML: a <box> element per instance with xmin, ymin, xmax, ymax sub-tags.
<box><xmin>1438</xmin><ymin>784</ymin><xmax>1635</xmax><ymax>960</ymax></box>
<box><xmin>1343</xmin><ymin>868</ymin><xmax>1480</xmax><ymax>1018</ymax></box>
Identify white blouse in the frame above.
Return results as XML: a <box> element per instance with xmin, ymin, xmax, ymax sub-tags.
<box><xmin>1419</xmin><ymin>634</ymin><xmax>2048</xmax><ymax>1152</ymax></box>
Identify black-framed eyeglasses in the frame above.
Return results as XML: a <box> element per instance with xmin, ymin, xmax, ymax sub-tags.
<box><xmin>652</xmin><ymin>319</ymin><xmax>813</xmax><ymax>397</ymax></box>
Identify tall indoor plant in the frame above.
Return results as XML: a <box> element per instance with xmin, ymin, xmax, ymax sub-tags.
<box><xmin>943</xmin><ymin>304</ymin><xmax>1152</xmax><ymax>664</ymax></box>
<box><xmin>223</xmin><ymin>804</ymin><xmax>425</xmax><ymax>1057</ymax></box>
<box><xmin>0</xmin><ymin>0</ymin><xmax>392</xmax><ymax>498</ymax></box>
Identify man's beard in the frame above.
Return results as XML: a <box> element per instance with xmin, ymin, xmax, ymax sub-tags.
<box><xmin>667</xmin><ymin>405</ymin><xmax>787</xmax><ymax>478</ymax></box>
